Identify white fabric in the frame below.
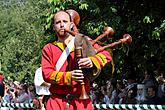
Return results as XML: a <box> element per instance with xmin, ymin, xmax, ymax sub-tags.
<box><xmin>56</xmin><ymin>37</ymin><xmax>75</xmax><ymax>71</ymax></box>
<box><xmin>161</xmin><ymin>84</ymin><xmax>165</xmax><ymax>92</ymax></box>
<box><xmin>103</xmin><ymin>95</ymin><xmax>110</xmax><ymax>105</ymax></box>
<box><xmin>34</xmin><ymin>67</ymin><xmax>51</xmax><ymax>95</ymax></box>
<box><xmin>137</xmin><ymin>84</ymin><xmax>144</xmax><ymax>89</ymax></box>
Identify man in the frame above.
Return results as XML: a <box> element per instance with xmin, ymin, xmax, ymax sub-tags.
<box><xmin>157</xmin><ymin>72</ymin><xmax>165</xmax><ymax>104</ymax></box>
<box><xmin>41</xmin><ymin>10</ymin><xmax>112</xmax><ymax>110</ymax></box>
<box><xmin>135</xmin><ymin>84</ymin><xmax>146</xmax><ymax>104</ymax></box>
<box><xmin>143</xmin><ymin>86</ymin><xmax>161</xmax><ymax>104</ymax></box>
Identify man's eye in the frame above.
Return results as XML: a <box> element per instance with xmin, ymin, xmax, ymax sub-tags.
<box><xmin>56</xmin><ymin>21</ymin><xmax>60</xmax><ymax>24</ymax></box>
<box><xmin>63</xmin><ymin>20</ymin><xmax>68</xmax><ymax>23</ymax></box>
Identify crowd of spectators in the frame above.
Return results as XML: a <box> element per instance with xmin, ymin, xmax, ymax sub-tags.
<box><xmin>0</xmin><ymin>71</ymin><xmax>164</xmax><ymax>110</ymax></box>
<box><xmin>90</xmin><ymin>71</ymin><xmax>165</xmax><ymax>105</ymax></box>
<box><xmin>1</xmin><ymin>80</ymin><xmax>35</xmax><ymax>104</ymax></box>
<box><xmin>0</xmin><ymin>79</ymin><xmax>36</xmax><ymax>110</ymax></box>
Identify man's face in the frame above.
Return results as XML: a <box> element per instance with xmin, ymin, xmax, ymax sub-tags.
<box><xmin>137</xmin><ymin>88</ymin><xmax>144</xmax><ymax>95</ymax></box>
<box><xmin>53</xmin><ymin>11</ymin><xmax>71</xmax><ymax>37</ymax></box>
<box><xmin>147</xmin><ymin>88</ymin><xmax>155</xmax><ymax>98</ymax></box>
<box><xmin>128</xmin><ymin>89</ymin><xmax>133</xmax><ymax>98</ymax></box>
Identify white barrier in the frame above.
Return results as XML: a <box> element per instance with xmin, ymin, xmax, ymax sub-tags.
<box><xmin>1</xmin><ymin>103</ymin><xmax>165</xmax><ymax>110</ymax></box>
<box><xmin>93</xmin><ymin>104</ymin><xmax>165</xmax><ymax>110</ymax></box>
<box><xmin>0</xmin><ymin>103</ymin><xmax>35</xmax><ymax>108</ymax></box>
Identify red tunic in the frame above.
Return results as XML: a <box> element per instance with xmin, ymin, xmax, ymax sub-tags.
<box><xmin>41</xmin><ymin>41</ymin><xmax>112</xmax><ymax>110</ymax></box>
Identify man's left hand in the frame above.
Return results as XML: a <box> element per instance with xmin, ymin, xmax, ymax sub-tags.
<box><xmin>78</xmin><ymin>58</ymin><xmax>93</xmax><ymax>68</ymax></box>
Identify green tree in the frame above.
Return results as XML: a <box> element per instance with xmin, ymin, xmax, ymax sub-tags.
<box><xmin>45</xmin><ymin>0</ymin><xmax>165</xmax><ymax>83</ymax></box>
<box><xmin>0</xmin><ymin>0</ymin><xmax>49</xmax><ymax>83</ymax></box>
<box><xmin>0</xmin><ymin>0</ymin><xmax>164</xmax><ymax>84</ymax></box>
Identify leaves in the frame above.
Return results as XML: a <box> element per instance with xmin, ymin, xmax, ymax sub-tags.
<box><xmin>152</xmin><ymin>20</ymin><xmax>165</xmax><ymax>40</ymax></box>
<box><xmin>79</xmin><ymin>2</ymin><xmax>88</xmax><ymax>10</ymax></box>
<box><xmin>0</xmin><ymin>0</ymin><xmax>48</xmax><ymax>83</ymax></box>
<box><xmin>143</xmin><ymin>16</ymin><xmax>152</xmax><ymax>23</ymax></box>
<box><xmin>0</xmin><ymin>0</ymin><xmax>164</xmax><ymax>84</ymax></box>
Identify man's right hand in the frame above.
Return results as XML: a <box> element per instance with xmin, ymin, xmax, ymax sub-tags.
<box><xmin>71</xmin><ymin>70</ymin><xmax>84</xmax><ymax>83</ymax></box>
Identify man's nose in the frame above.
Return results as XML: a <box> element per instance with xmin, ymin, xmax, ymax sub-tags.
<box><xmin>60</xmin><ymin>22</ymin><xmax>64</xmax><ymax>27</ymax></box>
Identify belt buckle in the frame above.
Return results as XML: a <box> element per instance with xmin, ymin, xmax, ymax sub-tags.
<box><xmin>66</xmin><ymin>94</ymin><xmax>73</xmax><ymax>104</ymax></box>
<box><xmin>66</xmin><ymin>94</ymin><xmax>70</xmax><ymax>99</ymax></box>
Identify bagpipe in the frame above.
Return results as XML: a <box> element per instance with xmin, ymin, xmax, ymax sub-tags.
<box><xmin>65</xmin><ymin>9</ymin><xmax>132</xmax><ymax>99</ymax></box>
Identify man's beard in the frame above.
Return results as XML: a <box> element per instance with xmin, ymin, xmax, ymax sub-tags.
<box><xmin>58</xmin><ymin>29</ymin><xmax>65</xmax><ymax>36</ymax></box>
<box><xmin>57</xmin><ymin>29</ymin><xmax>70</xmax><ymax>39</ymax></box>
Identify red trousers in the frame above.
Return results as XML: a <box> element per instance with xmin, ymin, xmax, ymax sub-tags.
<box><xmin>45</xmin><ymin>95</ymin><xmax>93</xmax><ymax>110</ymax></box>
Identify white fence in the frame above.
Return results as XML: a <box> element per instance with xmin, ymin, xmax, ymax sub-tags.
<box><xmin>0</xmin><ymin>103</ymin><xmax>165</xmax><ymax>110</ymax></box>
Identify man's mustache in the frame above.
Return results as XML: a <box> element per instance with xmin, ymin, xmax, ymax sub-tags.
<box><xmin>58</xmin><ymin>29</ymin><xmax>65</xmax><ymax>32</ymax></box>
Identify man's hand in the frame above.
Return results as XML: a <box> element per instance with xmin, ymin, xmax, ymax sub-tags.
<box><xmin>71</xmin><ymin>58</ymin><xmax>93</xmax><ymax>82</ymax></box>
<box><xmin>78</xmin><ymin>58</ymin><xmax>93</xmax><ymax>69</ymax></box>
<box><xmin>41</xmin><ymin>82</ymin><xmax>50</xmax><ymax>87</ymax></box>
<box><xmin>71</xmin><ymin>70</ymin><xmax>84</xmax><ymax>83</ymax></box>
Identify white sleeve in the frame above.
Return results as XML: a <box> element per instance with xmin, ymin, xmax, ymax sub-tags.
<box><xmin>34</xmin><ymin>67</ymin><xmax>44</xmax><ymax>86</ymax></box>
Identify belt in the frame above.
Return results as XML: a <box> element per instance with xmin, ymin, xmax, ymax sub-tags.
<box><xmin>52</xmin><ymin>93</ymin><xmax>90</xmax><ymax>110</ymax></box>
<box><xmin>52</xmin><ymin>93</ymin><xmax>80</xmax><ymax>99</ymax></box>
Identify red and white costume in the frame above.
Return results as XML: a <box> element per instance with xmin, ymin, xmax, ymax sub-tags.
<box><xmin>41</xmin><ymin>40</ymin><xmax>112</xmax><ymax>110</ymax></box>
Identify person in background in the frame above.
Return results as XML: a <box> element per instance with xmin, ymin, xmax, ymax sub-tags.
<box><xmin>125</xmin><ymin>85</ymin><xmax>137</xmax><ymax>104</ymax></box>
<box><xmin>28</xmin><ymin>84</ymin><xmax>36</xmax><ymax>103</ymax></box>
<box><xmin>106</xmin><ymin>79</ymin><xmax>116</xmax><ymax>101</ymax></box>
<box><xmin>109</xmin><ymin>78</ymin><xmax>118</xmax><ymax>104</ymax></box>
<box><xmin>1</xmin><ymin>84</ymin><xmax>16</xmax><ymax>110</ymax></box>
<box><xmin>34</xmin><ymin>67</ymin><xmax>51</xmax><ymax>110</ymax></box>
<box><xmin>11</xmin><ymin>83</ymin><xmax>30</xmax><ymax>110</ymax></box>
<box><xmin>125</xmin><ymin>73</ymin><xmax>137</xmax><ymax>92</ymax></box>
<box><xmin>101</xmin><ymin>86</ymin><xmax>110</xmax><ymax>105</ymax></box>
<box><xmin>143</xmin><ymin>85</ymin><xmax>161</xmax><ymax>104</ymax></box>
<box><xmin>157</xmin><ymin>72</ymin><xmax>165</xmax><ymax>104</ymax></box>
<box><xmin>135</xmin><ymin>84</ymin><xmax>146</xmax><ymax>104</ymax></box>
<box><xmin>142</xmin><ymin>70</ymin><xmax>158</xmax><ymax>98</ymax></box>
<box><xmin>0</xmin><ymin>72</ymin><xmax>5</xmax><ymax>102</ymax></box>
<box><xmin>13</xmin><ymin>84</ymin><xmax>30</xmax><ymax>103</ymax></box>
<box><xmin>120</xmin><ymin>73</ymin><xmax>137</xmax><ymax>104</ymax></box>
<box><xmin>41</xmin><ymin>9</ymin><xmax>112</xmax><ymax>110</ymax></box>
<box><xmin>2</xmin><ymin>84</ymin><xmax>14</xmax><ymax>103</ymax></box>
<box><xmin>116</xmin><ymin>80</ymin><xmax>126</xmax><ymax>104</ymax></box>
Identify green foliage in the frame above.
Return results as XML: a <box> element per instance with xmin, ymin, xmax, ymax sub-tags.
<box><xmin>45</xmin><ymin>0</ymin><xmax>165</xmax><ymax>81</ymax></box>
<box><xmin>0</xmin><ymin>0</ymin><xmax>49</xmax><ymax>83</ymax></box>
<box><xmin>0</xmin><ymin>0</ymin><xmax>164</xmax><ymax>84</ymax></box>
<box><xmin>152</xmin><ymin>20</ymin><xmax>165</xmax><ymax>40</ymax></box>
<box><xmin>143</xmin><ymin>16</ymin><xmax>154</xmax><ymax>24</ymax></box>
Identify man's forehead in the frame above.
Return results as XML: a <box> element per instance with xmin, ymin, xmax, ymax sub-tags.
<box><xmin>54</xmin><ymin>11</ymin><xmax>70</xmax><ymax>19</ymax></box>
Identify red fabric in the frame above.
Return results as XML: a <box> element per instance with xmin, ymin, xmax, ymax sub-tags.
<box><xmin>41</xmin><ymin>41</ymin><xmax>112</xmax><ymax>110</ymax></box>
<box><xmin>46</xmin><ymin>96</ymin><xmax>93</xmax><ymax>110</ymax></box>
<box><xmin>42</xmin><ymin>43</ymin><xmax>91</xmax><ymax>95</ymax></box>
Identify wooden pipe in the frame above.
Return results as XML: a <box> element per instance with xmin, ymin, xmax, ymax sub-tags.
<box><xmin>65</xmin><ymin>9</ymin><xmax>133</xmax><ymax>100</ymax></box>
<box><xmin>65</xmin><ymin>28</ymin><xmax>77</xmax><ymax>36</ymax></box>
<box><xmin>91</xmin><ymin>27</ymin><xmax>114</xmax><ymax>45</ymax></box>
<box><xmin>65</xmin><ymin>29</ymin><xmax>132</xmax><ymax>52</ymax></box>
<box><xmin>65</xmin><ymin>26</ymin><xmax>114</xmax><ymax>46</ymax></box>
<box><xmin>66</xmin><ymin>28</ymin><xmax>132</xmax><ymax>100</ymax></box>
<box><xmin>96</xmin><ymin>34</ymin><xmax>132</xmax><ymax>53</ymax></box>
<box><xmin>66</xmin><ymin>9</ymin><xmax>80</xmax><ymax>26</ymax></box>
<box><xmin>65</xmin><ymin>9</ymin><xmax>115</xmax><ymax>46</ymax></box>
<box><xmin>66</xmin><ymin>9</ymin><xmax>90</xmax><ymax>99</ymax></box>
<box><xmin>75</xmin><ymin>47</ymin><xmax>89</xmax><ymax>99</ymax></box>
